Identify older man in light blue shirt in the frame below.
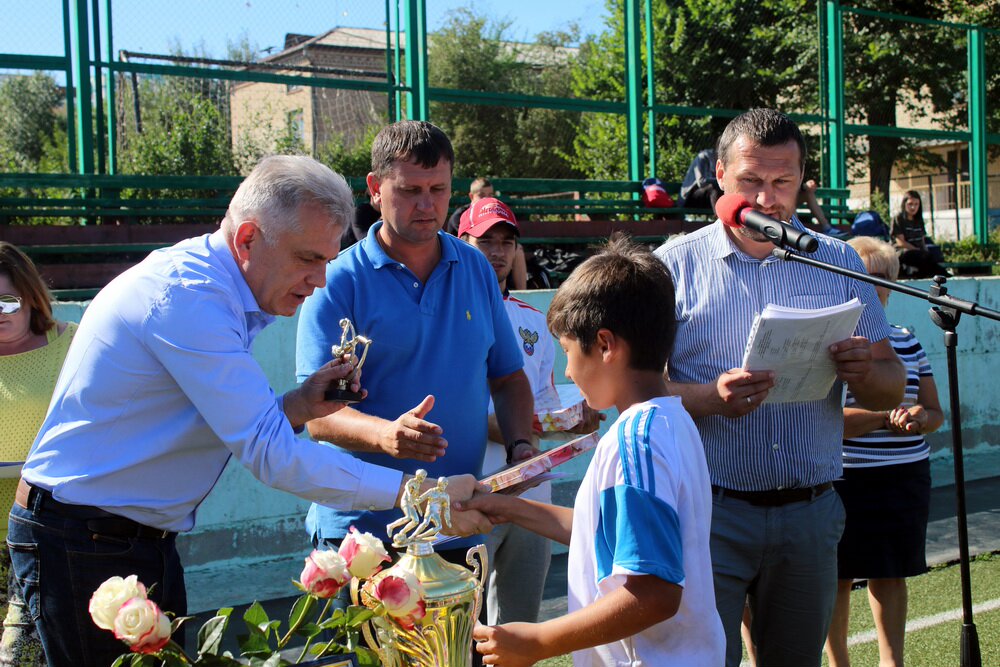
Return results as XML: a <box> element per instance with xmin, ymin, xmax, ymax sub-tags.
<box><xmin>9</xmin><ymin>156</ymin><xmax>484</xmax><ymax>667</ymax></box>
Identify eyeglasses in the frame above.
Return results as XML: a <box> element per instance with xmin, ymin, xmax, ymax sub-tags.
<box><xmin>0</xmin><ymin>295</ymin><xmax>22</xmax><ymax>315</ymax></box>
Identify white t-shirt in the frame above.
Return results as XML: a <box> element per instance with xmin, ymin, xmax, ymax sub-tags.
<box><xmin>483</xmin><ymin>295</ymin><xmax>561</xmax><ymax>502</ymax></box>
<box><xmin>568</xmin><ymin>397</ymin><xmax>724</xmax><ymax>666</ymax></box>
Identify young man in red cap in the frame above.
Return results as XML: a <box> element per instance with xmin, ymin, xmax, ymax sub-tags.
<box><xmin>460</xmin><ymin>197</ymin><xmax>603</xmax><ymax>627</ymax></box>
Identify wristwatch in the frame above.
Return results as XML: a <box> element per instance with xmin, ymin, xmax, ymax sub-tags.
<box><xmin>505</xmin><ymin>438</ymin><xmax>534</xmax><ymax>465</ymax></box>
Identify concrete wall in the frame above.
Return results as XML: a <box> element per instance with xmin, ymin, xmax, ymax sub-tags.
<box><xmin>51</xmin><ymin>275</ymin><xmax>1000</xmax><ymax>612</ymax></box>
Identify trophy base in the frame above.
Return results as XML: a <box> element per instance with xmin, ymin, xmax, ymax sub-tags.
<box><xmin>325</xmin><ymin>387</ymin><xmax>363</xmax><ymax>403</ymax></box>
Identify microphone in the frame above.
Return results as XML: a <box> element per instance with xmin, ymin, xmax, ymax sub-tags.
<box><xmin>715</xmin><ymin>193</ymin><xmax>819</xmax><ymax>253</ymax></box>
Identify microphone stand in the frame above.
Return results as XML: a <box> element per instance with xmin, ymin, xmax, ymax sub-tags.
<box><xmin>772</xmin><ymin>246</ymin><xmax>999</xmax><ymax>667</ymax></box>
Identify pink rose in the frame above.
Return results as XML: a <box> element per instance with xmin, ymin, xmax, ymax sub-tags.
<box><xmin>372</xmin><ymin>570</ymin><xmax>426</xmax><ymax>630</ymax></box>
<box><xmin>113</xmin><ymin>598</ymin><xmax>172</xmax><ymax>654</ymax></box>
<box><xmin>300</xmin><ymin>549</ymin><xmax>350</xmax><ymax>599</ymax></box>
<box><xmin>338</xmin><ymin>527</ymin><xmax>390</xmax><ymax>580</ymax></box>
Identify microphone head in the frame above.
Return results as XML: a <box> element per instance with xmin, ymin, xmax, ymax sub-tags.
<box><xmin>715</xmin><ymin>193</ymin><xmax>751</xmax><ymax>228</ymax></box>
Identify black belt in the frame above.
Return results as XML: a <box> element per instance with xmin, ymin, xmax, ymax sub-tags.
<box><xmin>15</xmin><ymin>479</ymin><xmax>175</xmax><ymax>541</ymax></box>
<box><xmin>711</xmin><ymin>482</ymin><xmax>833</xmax><ymax>507</ymax></box>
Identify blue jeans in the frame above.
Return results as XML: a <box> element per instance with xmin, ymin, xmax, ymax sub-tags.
<box><xmin>8</xmin><ymin>491</ymin><xmax>186</xmax><ymax>667</ymax></box>
<box><xmin>710</xmin><ymin>487</ymin><xmax>845</xmax><ymax>667</ymax></box>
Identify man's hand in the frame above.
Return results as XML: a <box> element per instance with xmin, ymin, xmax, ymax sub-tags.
<box><xmin>714</xmin><ymin>368</ymin><xmax>775</xmax><ymax>418</ymax></box>
<box><xmin>379</xmin><ymin>395</ymin><xmax>448</xmax><ymax>462</ymax></box>
<box><xmin>887</xmin><ymin>404</ymin><xmax>929</xmax><ymax>434</ymax></box>
<box><xmin>284</xmin><ymin>357</ymin><xmax>365</xmax><ymax>427</ymax></box>
<box><xmin>437</xmin><ymin>475</ymin><xmax>493</xmax><ymax>537</ymax></box>
<box><xmin>456</xmin><ymin>491</ymin><xmax>523</xmax><ymax>526</ymax></box>
<box><xmin>474</xmin><ymin>621</ymin><xmax>548</xmax><ymax>667</ymax></box>
<box><xmin>830</xmin><ymin>337</ymin><xmax>873</xmax><ymax>385</ymax></box>
<box><xmin>569</xmin><ymin>405</ymin><xmax>605</xmax><ymax>434</ymax></box>
<box><xmin>509</xmin><ymin>438</ymin><xmax>540</xmax><ymax>463</ymax></box>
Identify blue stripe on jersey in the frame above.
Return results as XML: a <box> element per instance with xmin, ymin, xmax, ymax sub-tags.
<box><xmin>595</xmin><ymin>484</ymin><xmax>684</xmax><ymax>585</ymax></box>
<box><xmin>639</xmin><ymin>407</ymin><xmax>656</xmax><ymax>496</ymax></box>
<box><xmin>617</xmin><ymin>418</ymin><xmax>634</xmax><ymax>487</ymax></box>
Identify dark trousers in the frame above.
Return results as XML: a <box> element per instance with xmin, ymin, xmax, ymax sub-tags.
<box><xmin>8</xmin><ymin>492</ymin><xmax>185</xmax><ymax>667</ymax></box>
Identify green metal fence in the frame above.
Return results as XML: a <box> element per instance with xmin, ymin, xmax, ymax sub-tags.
<box><xmin>1</xmin><ymin>0</ymin><xmax>997</xmax><ymax>240</ymax></box>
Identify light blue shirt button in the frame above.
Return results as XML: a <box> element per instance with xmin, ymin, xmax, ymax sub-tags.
<box><xmin>772</xmin><ymin>442</ymin><xmax>780</xmax><ymax>450</ymax></box>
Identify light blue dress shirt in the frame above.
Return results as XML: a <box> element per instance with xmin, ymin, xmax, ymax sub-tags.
<box><xmin>655</xmin><ymin>220</ymin><xmax>893</xmax><ymax>491</ymax></box>
<box><xmin>21</xmin><ymin>231</ymin><xmax>403</xmax><ymax>532</ymax></box>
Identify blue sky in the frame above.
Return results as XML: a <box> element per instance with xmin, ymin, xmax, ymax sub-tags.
<box><xmin>3</xmin><ymin>0</ymin><xmax>610</xmax><ymax>60</ymax></box>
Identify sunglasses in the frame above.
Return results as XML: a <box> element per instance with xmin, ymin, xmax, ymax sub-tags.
<box><xmin>0</xmin><ymin>295</ymin><xmax>22</xmax><ymax>315</ymax></box>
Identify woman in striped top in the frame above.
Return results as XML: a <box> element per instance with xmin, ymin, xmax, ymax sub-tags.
<box><xmin>825</xmin><ymin>237</ymin><xmax>944</xmax><ymax>667</ymax></box>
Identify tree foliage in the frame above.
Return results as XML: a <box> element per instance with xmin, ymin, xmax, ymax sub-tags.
<box><xmin>571</xmin><ymin>0</ymin><xmax>998</xmax><ymax>196</ymax></box>
<box><xmin>428</xmin><ymin>8</ymin><xmax>582</xmax><ymax>179</ymax></box>
<box><xmin>0</xmin><ymin>72</ymin><xmax>66</xmax><ymax>172</ymax></box>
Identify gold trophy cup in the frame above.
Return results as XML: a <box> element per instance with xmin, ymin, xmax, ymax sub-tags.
<box><xmin>352</xmin><ymin>472</ymin><xmax>488</xmax><ymax>667</ymax></box>
<box><xmin>324</xmin><ymin>318</ymin><xmax>371</xmax><ymax>403</ymax></box>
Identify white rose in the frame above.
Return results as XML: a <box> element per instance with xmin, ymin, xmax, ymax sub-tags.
<box><xmin>89</xmin><ymin>575</ymin><xmax>147</xmax><ymax>631</ymax></box>
<box><xmin>113</xmin><ymin>598</ymin><xmax>172</xmax><ymax>654</ymax></box>
<box><xmin>338</xmin><ymin>526</ymin><xmax>390</xmax><ymax>580</ymax></box>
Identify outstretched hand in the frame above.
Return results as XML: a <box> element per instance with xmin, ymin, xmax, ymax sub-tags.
<box><xmin>379</xmin><ymin>395</ymin><xmax>448</xmax><ymax>462</ymax></box>
<box><xmin>474</xmin><ymin>622</ymin><xmax>548</xmax><ymax>667</ymax></box>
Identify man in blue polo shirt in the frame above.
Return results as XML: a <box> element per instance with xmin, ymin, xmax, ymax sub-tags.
<box><xmin>296</xmin><ymin>121</ymin><xmax>537</xmax><ymax>561</ymax></box>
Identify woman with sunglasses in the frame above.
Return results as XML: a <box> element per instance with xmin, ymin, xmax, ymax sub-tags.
<box><xmin>825</xmin><ymin>236</ymin><xmax>944</xmax><ymax>667</ymax></box>
<box><xmin>0</xmin><ymin>242</ymin><xmax>77</xmax><ymax>665</ymax></box>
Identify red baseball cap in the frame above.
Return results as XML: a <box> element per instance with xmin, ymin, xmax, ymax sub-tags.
<box><xmin>458</xmin><ymin>197</ymin><xmax>520</xmax><ymax>238</ymax></box>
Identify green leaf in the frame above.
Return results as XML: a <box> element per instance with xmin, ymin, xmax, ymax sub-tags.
<box><xmin>287</xmin><ymin>594</ymin><xmax>315</xmax><ymax>629</ymax></box>
<box><xmin>294</xmin><ymin>621</ymin><xmax>323</xmax><ymax>639</ymax></box>
<box><xmin>345</xmin><ymin>608</ymin><xmax>375</xmax><ymax>627</ymax></box>
<box><xmin>110</xmin><ymin>656</ymin><xmax>128</xmax><ymax>667</ymax></box>
<box><xmin>243</xmin><ymin>601</ymin><xmax>270</xmax><ymax>634</ymax></box>
<box><xmin>238</xmin><ymin>629</ymin><xmax>272</xmax><ymax>657</ymax></box>
<box><xmin>356</xmin><ymin>646</ymin><xmax>382</xmax><ymax>666</ymax></box>
<box><xmin>197</xmin><ymin>610</ymin><xmax>233</xmax><ymax>657</ymax></box>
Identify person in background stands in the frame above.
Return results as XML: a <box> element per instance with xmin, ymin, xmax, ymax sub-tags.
<box><xmin>459</xmin><ymin>196</ymin><xmax>603</xmax><ymax>626</ymax></box>
<box><xmin>9</xmin><ymin>155</ymin><xmax>482</xmax><ymax>667</ymax></box>
<box><xmin>447</xmin><ymin>176</ymin><xmax>527</xmax><ymax>290</ymax></box>
<box><xmin>0</xmin><ymin>242</ymin><xmax>77</xmax><ymax>667</ymax></box>
<box><xmin>825</xmin><ymin>236</ymin><xmax>943</xmax><ymax>667</ymax></box>
<box><xmin>656</xmin><ymin>108</ymin><xmax>904</xmax><ymax>667</ymax></box>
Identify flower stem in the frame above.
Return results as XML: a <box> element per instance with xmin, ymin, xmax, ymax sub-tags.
<box><xmin>295</xmin><ymin>599</ymin><xmax>333</xmax><ymax>662</ymax></box>
<box><xmin>277</xmin><ymin>595</ymin><xmax>316</xmax><ymax>649</ymax></box>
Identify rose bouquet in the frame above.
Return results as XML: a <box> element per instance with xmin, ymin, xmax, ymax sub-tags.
<box><xmin>91</xmin><ymin>527</ymin><xmax>423</xmax><ymax>666</ymax></box>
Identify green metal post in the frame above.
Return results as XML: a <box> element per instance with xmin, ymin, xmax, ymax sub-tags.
<box><xmin>102</xmin><ymin>0</ymin><xmax>116</xmax><ymax>174</ymax></box>
<box><xmin>62</xmin><ymin>0</ymin><xmax>77</xmax><ymax>172</ymax></box>
<box><xmin>817</xmin><ymin>0</ymin><xmax>829</xmax><ymax>186</ymax></box>
<box><xmin>967</xmin><ymin>27</ymin><xmax>988</xmax><ymax>245</ymax></box>
<box><xmin>643</xmin><ymin>0</ymin><xmax>656</xmax><ymax>177</ymax></box>
<box><xmin>384</xmin><ymin>0</ymin><xmax>394</xmax><ymax>123</ymax></box>
<box><xmin>623</xmin><ymin>0</ymin><xmax>644</xmax><ymax>182</ymax></box>
<box><xmin>69</xmin><ymin>0</ymin><xmax>94</xmax><ymax>174</ymax></box>
<box><xmin>90</xmin><ymin>0</ymin><xmax>105</xmax><ymax>174</ymax></box>
<box><xmin>823</xmin><ymin>0</ymin><xmax>846</xmax><ymax>192</ymax></box>
<box><xmin>394</xmin><ymin>0</ymin><xmax>402</xmax><ymax>121</ymax></box>
<box><xmin>403</xmin><ymin>0</ymin><xmax>429</xmax><ymax>121</ymax></box>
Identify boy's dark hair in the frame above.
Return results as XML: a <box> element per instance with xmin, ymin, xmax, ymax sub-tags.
<box><xmin>370</xmin><ymin>120</ymin><xmax>455</xmax><ymax>178</ymax></box>
<box><xmin>716</xmin><ymin>108</ymin><xmax>806</xmax><ymax>171</ymax></box>
<box><xmin>547</xmin><ymin>235</ymin><xmax>676</xmax><ymax>372</ymax></box>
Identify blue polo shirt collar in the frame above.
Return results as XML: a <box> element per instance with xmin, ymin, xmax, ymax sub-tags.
<box><xmin>362</xmin><ymin>221</ymin><xmax>460</xmax><ymax>271</ymax></box>
<box><xmin>208</xmin><ymin>230</ymin><xmax>275</xmax><ymax>331</ymax></box>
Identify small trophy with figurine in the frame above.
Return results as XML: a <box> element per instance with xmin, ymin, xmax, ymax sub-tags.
<box><xmin>324</xmin><ymin>317</ymin><xmax>372</xmax><ymax>403</ymax></box>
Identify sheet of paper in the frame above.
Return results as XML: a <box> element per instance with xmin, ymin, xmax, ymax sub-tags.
<box><xmin>742</xmin><ymin>298</ymin><xmax>865</xmax><ymax>404</ymax></box>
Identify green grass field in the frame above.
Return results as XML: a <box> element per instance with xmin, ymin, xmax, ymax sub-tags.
<box><xmin>536</xmin><ymin>553</ymin><xmax>1000</xmax><ymax>667</ymax></box>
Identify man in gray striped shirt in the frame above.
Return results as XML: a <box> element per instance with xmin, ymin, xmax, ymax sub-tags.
<box><xmin>656</xmin><ymin>108</ymin><xmax>904</xmax><ymax>667</ymax></box>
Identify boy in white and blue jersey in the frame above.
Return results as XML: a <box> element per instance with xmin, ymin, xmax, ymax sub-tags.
<box><xmin>462</xmin><ymin>237</ymin><xmax>724</xmax><ymax>666</ymax></box>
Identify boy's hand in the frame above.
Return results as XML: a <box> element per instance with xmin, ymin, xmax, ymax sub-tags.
<box><xmin>474</xmin><ymin>622</ymin><xmax>547</xmax><ymax>667</ymax></box>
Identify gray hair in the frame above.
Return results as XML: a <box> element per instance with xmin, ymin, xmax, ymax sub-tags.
<box><xmin>224</xmin><ymin>155</ymin><xmax>354</xmax><ymax>242</ymax></box>
<box><xmin>848</xmin><ymin>236</ymin><xmax>900</xmax><ymax>282</ymax></box>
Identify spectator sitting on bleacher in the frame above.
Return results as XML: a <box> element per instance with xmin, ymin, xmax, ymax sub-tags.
<box><xmin>678</xmin><ymin>148</ymin><xmax>722</xmax><ymax>210</ymax></box>
<box><xmin>891</xmin><ymin>190</ymin><xmax>948</xmax><ymax>279</ymax></box>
